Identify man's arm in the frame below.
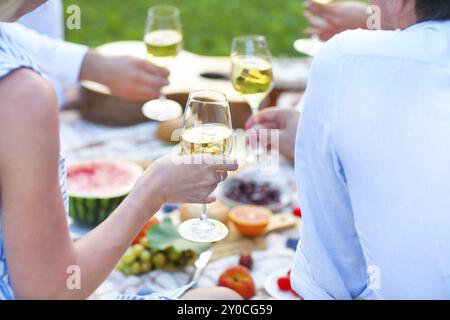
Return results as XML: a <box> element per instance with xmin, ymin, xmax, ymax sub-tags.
<box><xmin>1</xmin><ymin>22</ymin><xmax>169</xmax><ymax>104</ymax></box>
<box><xmin>2</xmin><ymin>22</ymin><xmax>88</xmax><ymax>104</ymax></box>
<box><xmin>303</xmin><ymin>1</ymin><xmax>369</xmax><ymax>41</ymax></box>
<box><xmin>291</xmin><ymin>37</ymin><xmax>375</xmax><ymax>300</ymax></box>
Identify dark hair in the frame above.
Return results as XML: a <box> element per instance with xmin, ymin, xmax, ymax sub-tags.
<box><xmin>415</xmin><ymin>0</ymin><xmax>450</xmax><ymax>22</ymax></box>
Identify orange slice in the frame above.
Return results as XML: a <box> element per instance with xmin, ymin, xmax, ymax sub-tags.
<box><xmin>229</xmin><ymin>205</ymin><xmax>272</xmax><ymax>237</ymax></box>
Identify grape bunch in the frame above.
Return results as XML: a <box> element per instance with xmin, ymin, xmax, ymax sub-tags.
<box><xmin>115</xmin><ymin>236</ymin><xmax>198</xmax><ymax>276</ymax></box>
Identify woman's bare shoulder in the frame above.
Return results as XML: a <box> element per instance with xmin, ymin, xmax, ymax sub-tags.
<box><xmin>0</xmin><ymin>68</ymin><xmax>59</xmax><ymax>170</ymax></box>
<box><xmin>0</xmin><ymin>68</ymin><xmax>58</xmax><ymax>127</ymax></box>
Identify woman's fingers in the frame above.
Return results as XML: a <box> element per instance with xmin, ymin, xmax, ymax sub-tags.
<box><xmin>216</xmin><ymin>171</ymin><xmax>228</xmax><ymax>183</ymax></box>
<box><xmin>304</xmin><ymin>1</ymin><xmax>333</xmax><ymax>16</ymax></box>
<box><xmin>303</xmin><ymin>10</ymin><xmax>330</xmax><ymax>29</ymax></box>
<box><xmin>204</xmin><ymin>196</ymin><xmax>217</xmax><ymax>204</ymax></box>
<box><xmin>208</xmin><ymin>159</ymin><xmax>239</xmax><ymax>172</ymax></box>
<box><xmin>246</xmin><ymin>107</ymin><xmax>290</xmax><ymax>130</ymax></box>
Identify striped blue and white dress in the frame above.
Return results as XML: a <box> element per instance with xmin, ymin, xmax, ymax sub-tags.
<box><xmin>0</xmin><ymin>28</ymin><xmax>69</xmax><ymax>300</ymax></box>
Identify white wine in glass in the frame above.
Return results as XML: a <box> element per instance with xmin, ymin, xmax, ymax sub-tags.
<box><xmin>145</xmin><ymin>29</ymin><xmax>183</xmax><ymax>68</ymax></box>
<box><xmin>142</xmin><ymin>5</ymin><xmax>183</xmax><ymax>122</ymax></box>
<box><xmin>231</xmin><ymin>35</ymin><xmax>273</xmax><ymax>116</ymax></box>
<box><xmin>180</xmin><ymin>124</ymin><xmax>233</xmax><ymax>156</ymax></box>
<box><xmin>178</xmin><ymin>90</ymin><xmax>233</xmax><ymax>243</ymax></box>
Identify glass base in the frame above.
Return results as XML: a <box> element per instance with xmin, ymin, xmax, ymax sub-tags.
<box><xmin>178</xmin><ymin>219</ymin><xmax>229</xmax><ymax>243</ymax></box>
<box><xmin>142</xmin><ymin>98</ymin><xmax>183</xmax><ymax>122</ymax></box>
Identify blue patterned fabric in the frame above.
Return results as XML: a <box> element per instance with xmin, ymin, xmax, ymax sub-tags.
<box><xmin>0</xmin><ymin>28</ymin><xmax>69</xmax><ymax>300</ymax></box>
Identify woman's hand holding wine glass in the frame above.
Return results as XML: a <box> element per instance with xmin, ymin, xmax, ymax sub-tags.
<box><xmin>178</xmin><ymin>90</ymin><xmax>235</xmax><ymax>243</ymax></box>
<box><xmin>130</xmin><ymin>154</ymin><xmax>238</xmax><ymax>220</ymax></box>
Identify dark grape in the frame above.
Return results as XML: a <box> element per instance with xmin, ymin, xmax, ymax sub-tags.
<box><xmin>225</xmin><ymin>178</ymin><xmax>281</xmax><ymax>206</ymax></box>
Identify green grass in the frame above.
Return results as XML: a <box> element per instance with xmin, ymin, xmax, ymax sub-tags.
<box><xmin>63</xmin><ymin>0</ymin><xmax>308</xmax><ymax>57</ymax></box>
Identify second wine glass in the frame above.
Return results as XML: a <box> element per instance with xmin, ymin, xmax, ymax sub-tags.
<box><xmin>142</xmin><ymin>5</ymin><xmax>184</xmax><ymax>122</ymax></box>
<box><xmin>231</xmin><ymin>35</ymin><xmax>274</xmax><ymax>117</ymax></box>
<box><xmin>178</xmin><ymin>90</ymin><xmax>233</xmax><ymax>243</ymax></box>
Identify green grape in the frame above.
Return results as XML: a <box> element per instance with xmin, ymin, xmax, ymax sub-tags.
<box><xmin>167</xmin><ymin>247</ymin><xmax>182</xmax><ymax>261</ymax></box>
<box><xmin>122</xmin><ymin>248</ymin><xmax>137</xmax><ymax>264</ymax></box>
<box><xmin>115</xmin><ymin>261</ymin><xmax>126</xmax><ymax>272</ymax></box>
<box><xmin>141</xmin><ymin>261</ymin><xmax>152</xmax><ymax>273</ymax></box>
<box><xmin>122</xmin><ymin>267</ymin><xmax>132</xmax><ymax>276</ymax></box>
<box><xmin>182</xmin><ymin>250</ymin><xmax>195</xmax><ymax>259</ymax></box>
<box><xmin>165</xmin><ymin>262</ymin><xmax>176</xmax><ymax>272</ymax></box>
<box><xmin>140</xmin><ymin>250</ymin><xmax>152</xmax><ymax>262</ymax></box>
<box><xmin>131</xmin><ymin>244</ymin><xmax>145</xmax><ymax>257</ymax></box>
<box><xmin>139</xmin><ymin>236</ymin><xmax>150</xmax><ymax>249</ymax></box>
<box><xmin>130</xmin><ymin>262</ymin><xmax>141</xmax><ymax>275</ymax></box>
<box><xmin>152</xmin><ymin>252</ymin><xmax>166</xmax><ymax>269</ymax></box>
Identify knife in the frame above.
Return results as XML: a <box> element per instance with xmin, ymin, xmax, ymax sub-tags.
<box><xmin>190</xmin><ymin>248</ymin><xmax>214</xmax><ymax>284</ymax></box>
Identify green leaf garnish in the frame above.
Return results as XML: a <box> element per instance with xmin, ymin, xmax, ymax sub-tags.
<box><xmin>147</xmin><ymin>217</ymin><xmax>211</xmax><ymax>253</ymax></box>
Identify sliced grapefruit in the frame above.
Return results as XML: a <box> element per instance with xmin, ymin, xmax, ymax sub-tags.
<box><xmin>229</xmin><ymin>205</ymin><xmax>272</xmax><ymax>237</ymax></box>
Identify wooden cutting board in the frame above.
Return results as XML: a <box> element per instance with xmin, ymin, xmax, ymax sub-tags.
<box><xmin>211</xmin><ymin>212</ymin><xmax>298</xmax><ymax>261</ymax></box>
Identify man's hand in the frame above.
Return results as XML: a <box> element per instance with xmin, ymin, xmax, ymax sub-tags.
<box><xmin>246</xmin><ymin>107</ymin><xmax>300</xmax><ymax>162</ymax></box>
<box><xmin>303</xmin><ymin>1</ymin><xmax>369</xmax><ymax>41</ymax></box>
<box><xmin>80</xmin><ymin>50</ymin><xmax>169</xmax><ymax>101</ymax></box>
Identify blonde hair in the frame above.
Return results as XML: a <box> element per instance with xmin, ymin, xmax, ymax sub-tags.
<box><xmin>0</xmin><ymin>0</ymin><xmax>25</xmax><ymax>22</ymax></box>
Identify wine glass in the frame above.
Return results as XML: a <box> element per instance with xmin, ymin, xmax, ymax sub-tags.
<box><xmin>231</xmin><ymin>35</ymin><xmax>273</xmax><ymax>117</ymax></box>
<box><xmin>142</xmin><ymin>5</ymin><xmax>184</xmax><ymax>122</ymax></box>
<box><xmin>178</xmin><ymin>90</ymin><xmax>233</xmax><ymax>243</ymax></box>
<box><xmin>231</xmin><ymin>35</ymin><xmax>273</xmax><ymax>161</ymax></box>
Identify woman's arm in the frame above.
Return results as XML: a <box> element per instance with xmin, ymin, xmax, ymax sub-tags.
<box><xmin>0</xmin><ymin>69</ymin><xmax>77</xmax><ymax>299</ymax></box>
<box><xmin>0</xmin><ymin>69</ymin><xmax>237</xmax><ymax>299</ymax></box>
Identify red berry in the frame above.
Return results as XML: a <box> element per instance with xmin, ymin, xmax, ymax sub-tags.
<box><xmin>277</xmin><ymin>277</ymin><xmax>291</xmax><ymax>291</ymax></box>
<box><xmin>292</xmin><ymin>206</ymin><xmax>302</xmax><ymax>218</ymax></box>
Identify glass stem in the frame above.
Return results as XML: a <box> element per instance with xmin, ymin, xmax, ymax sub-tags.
<box><xmin>250</xmin><ymin>102</ymin><xmax>260</xmax><ymax>120</ymax></box>
<box><xmin>249</xmin><ymin>102</ymin><xmax>262</xmax><ymax>161</ymax></box>
<box><xmin>200</xmin><ymin>204</ymin><xmax>208</xmax><ymax>223</ymax></box>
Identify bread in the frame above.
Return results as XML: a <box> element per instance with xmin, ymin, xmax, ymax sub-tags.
<box><xmin>156</xmin><ymin>117</ymin><xmax>183</xmax><ymax>143</ymax></box>
<box><xmin>179</xmin><ymin>202</ymin><xmax>229</xmax><ymax>224</ymax></box>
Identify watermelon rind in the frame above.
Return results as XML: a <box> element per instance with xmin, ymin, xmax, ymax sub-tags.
<box><xmin>67</xmin><ymin>159</ymin><xmax>144</xmax><ymax>227</ymax></box>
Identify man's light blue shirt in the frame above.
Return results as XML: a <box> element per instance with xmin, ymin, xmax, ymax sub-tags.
<box><xmin>292</xmin><ymin>20</ymin><xmax>450</xmax><ymax>300</ymax></box>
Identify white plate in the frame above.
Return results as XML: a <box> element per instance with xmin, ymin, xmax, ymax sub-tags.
<box><xmin>217</xmin><ymin>171</ymin><xmax>292</xmax><ymax>212</ymax></box>
<box><xmin>264</xmin><ymin>268</ymin><xmax>301</xmax><ymax>300</ymax></box>
<box><xmin>293</xmin><ymin>38</ymin><xmax>324</xmax><ymax>57</ymax></box>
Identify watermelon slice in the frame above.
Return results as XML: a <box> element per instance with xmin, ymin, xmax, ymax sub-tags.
<box><xmin>67</xmin><ymin>159</ymin><xmax>143</xmax><ymax>227</ymax></box>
